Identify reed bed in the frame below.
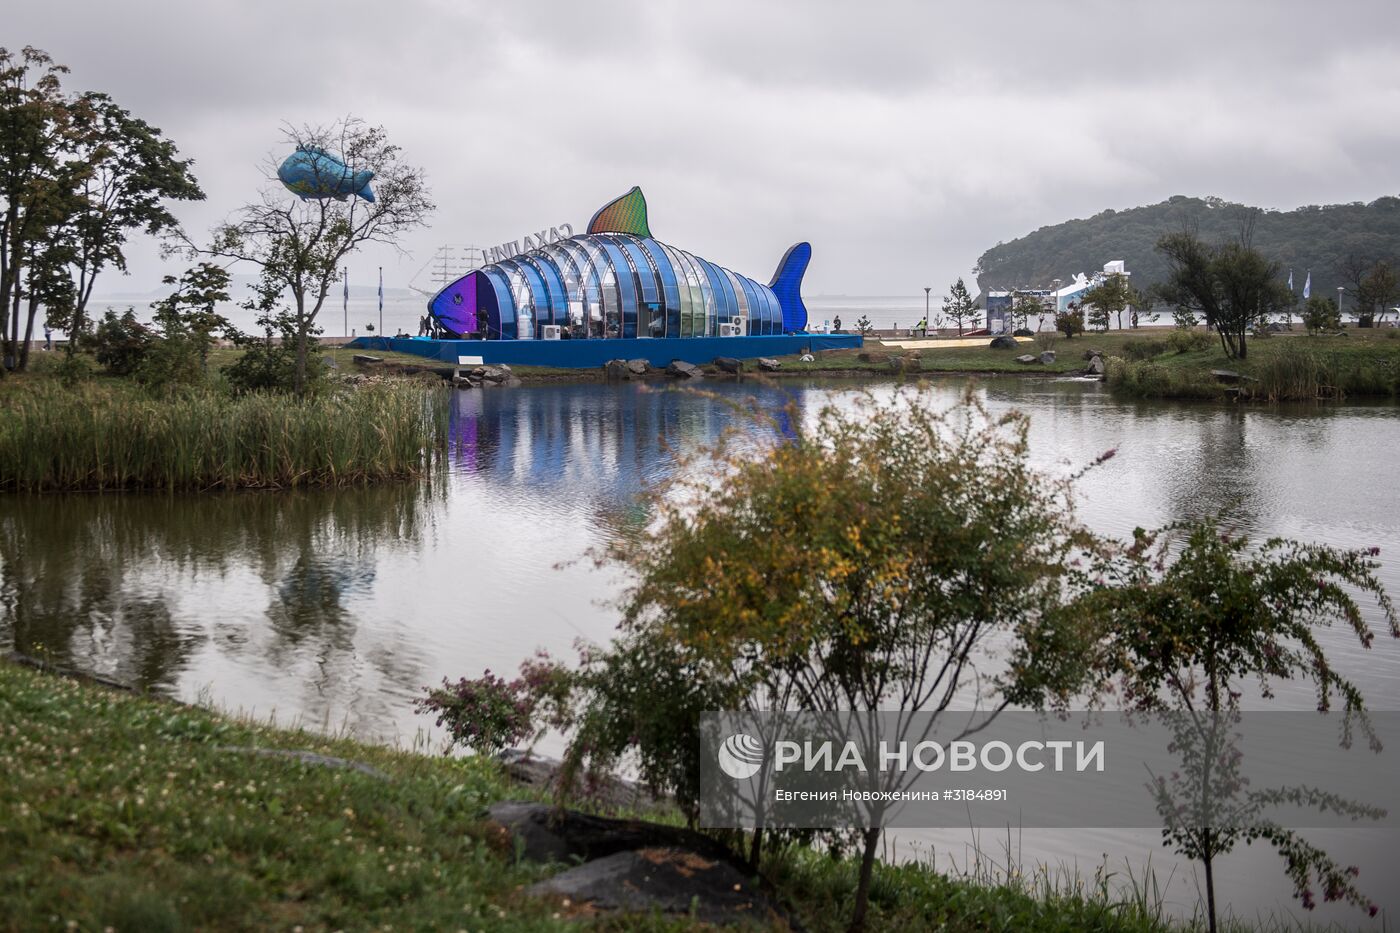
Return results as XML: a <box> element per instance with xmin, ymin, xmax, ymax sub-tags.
<box><xmin>0</xmin><ymin>381</ymin><xmax>449</xmax><ymax>491</ymax></box>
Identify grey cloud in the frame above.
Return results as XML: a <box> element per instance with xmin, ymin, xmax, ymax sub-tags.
<box><xmin>8</xmin><ymin>0</ymin><xmax>1400</xmax><ymax>299</ymax></box>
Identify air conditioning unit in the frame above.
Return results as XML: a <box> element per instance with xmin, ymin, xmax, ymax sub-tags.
<box><xmin>719</xmin><ymin>322</ymin><xmax>741</xmax><ymax>337</ymax></box>
<box><xmin>731</xmin><ymin>315</ymin><xmax>747</xmax><ymax>336</ymax></box>
<box><xmin>541</xmin><ymin>325</ymin><xmax>562</xmax><ymax>340</ymax></box>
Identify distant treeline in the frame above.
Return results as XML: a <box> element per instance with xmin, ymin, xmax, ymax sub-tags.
<box><xmin>974</xmin><ymin>194</ymin><xmax>1400</xmax><ymax>298</ymax></box>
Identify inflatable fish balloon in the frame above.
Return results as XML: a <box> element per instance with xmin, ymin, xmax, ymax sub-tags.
<box><xmin>277</xmin><ymin>146</ymin><xmax>375</xmax><ymax>203</ymax></box>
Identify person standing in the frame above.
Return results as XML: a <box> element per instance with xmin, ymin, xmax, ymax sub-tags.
<box><xmin>833</xmin><ymin>315</ymin><xmax>842</xmax><ymax>333</ymax></box>
<box><xmin>43</xmin><ymin>325</ymin><xmax>52</xmax><ymax>351</ymax></box>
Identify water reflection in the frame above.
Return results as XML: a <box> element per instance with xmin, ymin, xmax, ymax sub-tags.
<box><xmin>0</xmin><ymin>376</ymin><xmax>1397</xmax><ymax>922</ymax></box>
<box><xmin>0</xmin><ymin>484</ymin><xmax>438</xmax><ymax>717</ymax></box>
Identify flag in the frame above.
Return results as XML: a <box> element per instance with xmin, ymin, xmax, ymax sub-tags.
<box><xmin>378</xmin><ymin>267</ymin><xmax>383</xmax><ymax>315</ymax></box>
<box><xmin>1303</xmin><ymin>271</ymin><xmax>1311</xmax><ymax>300</ymax></box>
<box><xmin>1288</xmin><ymin>269</ymin><xmax>1294</xmax><ymax>291</ymax></box>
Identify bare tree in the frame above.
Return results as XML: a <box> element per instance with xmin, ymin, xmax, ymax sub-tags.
<box><xmin>204</xmin><ymin>118</ymin><xmax>433</xmax><ymax>394</ymax></box>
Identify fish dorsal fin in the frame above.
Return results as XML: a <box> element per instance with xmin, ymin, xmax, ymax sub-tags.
<box><xmin>588</xmin><ymin>186</ymin><xmax>651</xmax><ymax>237</ymax></box>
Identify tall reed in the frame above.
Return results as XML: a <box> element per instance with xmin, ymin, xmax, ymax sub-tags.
<box><xmin>0</xmin><ymin>381</ymin><xmax>449</xmax><ymax>491</ymax></box>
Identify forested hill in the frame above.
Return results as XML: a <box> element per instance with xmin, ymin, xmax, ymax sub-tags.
<box><xmin>973</xmin><ymin>194</ymin><xmax>1400</xmax><ymax>298</ymax></box>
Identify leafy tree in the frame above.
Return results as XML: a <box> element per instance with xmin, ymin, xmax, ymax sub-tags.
<box><xmin>855</xmin><ymin>313</ymin><xmax>872</xmax><ymax>336</ymax></box>
<box><xmin>587</xmin><ymin>390</ymin><xmax>1105</xmax><ymax>931</ymax></box>
<box><xmin>1</xmin><ymin>48</ymin><xmax>201</xmax><ymax>373</ymax></box>
<box><xmin>0</xmin><ymin>47</ymin><xmax>74</xmax><ymax>373</ymax></box>
<box><xmin>221</xmin><ymin>281</ymin><xmax>324</xmax><ymax>394</ymax></box>
<box><xmin>1302</xmin><ymin>295</ymin><xmax>1341</xmax><ymax>334</ymax></box>
<box><xmin>1010</xmin><ymin>292</ymin><xmax>1043</xmax><ymax>332</ymax></box>
<box><xmin>1082</xmin><ymin>521</ymin><xmax>1398</xmax><ymax>933</ymax></box>
<box><xmin>1156</xmin><ymin>229</ymin><xmax>1292</xmax><ymax>359</ymax></box>
<box><xmin>60</xmin><ymin>91</ymin><xmax>203</xmax><ymax>353</ymax></box>
<box><xmin>1081</xmin><ymin>272</ymin><xmax>1132</xmax><ymax>331</ymax></box>
<box><xmin>942</xmin><ymin>277</ymin><xmax>977</xmax><ymax>335</ymax></box>
<box><xmin>136</xmin><ymin>263</ymin><xmax>233</xmax><ymax>388</ymax></box>
<box><xmin>1356</xmin><ymin>259</ymin><xmax>1399</xmax><ymax>327</ymax></box>
<box><xmin>1055</xmin><ymin>303</ymin><xmax>1084</xmax><ymax>338</ymax></box>
<box><xmin>205</xmin><ymin>119</ymin><xmax>432</xmax><ymax>395</ymax></box>
<box><xmin>90</xmin><ymin>307</ymin><xmax>152</xmax><ymax>376</ymax></box>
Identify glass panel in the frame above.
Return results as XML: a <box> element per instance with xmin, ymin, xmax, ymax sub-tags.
<box><xmin>597</xmin><ymin>239</ymin><xmax>639</xmax><ymax>339</ymax></box>
<box><xmin>482</xmin><ymin>268</ymin><xmax>514</xmax><ymax>339</ymax></box>
<box><xmin>521</xmin><ymin>253</ymin><xmax>568</xmax><ymax>328</ymax></box>
<box><xmin>541</xmin><ymin>244</ymin><xmax>586</xmax><ymax>337</ymax></box>
<box><xmin>556</xmin><ymin>239</ymin><xmax>607</xmax><ymax>338</ymax></box>
<box><xmin>496</xmin><ymin>260</ymin><xmax>538</xmax><ymax>339</ymax></box>
<box><xmin>659</xmin><ymin>243</ymin><xmax>696</xmax><ymax>337</ymax></box>
<box><xmin>637</xmin><ymin>239</ymin><xmax>682</xmax><ymax>337</ymax></box>
<box><xmin>677</xmin><ymin>249</ymin><xmax>711</xmax><ymax>336</ymax></box>
<box><xmin>724</xmin><ymin>269</ymin><xmax>751</xmax><ymax>331</ymax></box>
<box><xmin>696</xmin><ymin>256</ymin><xmax>735</xmax><ymax>330</ymax></box>
<box><xmin>769</xmin><ymin>285</ymin><xmax>783</xmax><ymax>333</ymax></box>
<box><xmin>616</xmin><ymin>237</ymin><xmax>662</xmax><ymax>305</ymax></box>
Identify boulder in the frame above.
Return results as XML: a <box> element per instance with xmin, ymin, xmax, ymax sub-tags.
<box><xmin>713</xmin><ymin>356</ymin><xmax>744</xmax><ymax>374</ymax></box>
<box><xmin>798</xmin><ymin>353</ymin><xmax>815</xmax><ymax>363</ymax></box>
<box><xmin>528</xmin><ymin>848</ymin><xmax>790</xmax><ymax>928</ymax></box>
<box><xmin>665</xmin><ymin>359</ymin><xmax>701</xmax><ymax>379</ymax></box>
<box><xmin>1086</xmin><ymin>356</ymin><xmax>1106</xmax><ymax>375</ymax></box>
<box><xmin>451</xmin><ymin>375</ymin><xmax>476</xmax><ymax>389</ymax></box>
<box><xmin>352</xmin><ymin>354</ymin><xmax>383</xmax><ymax>365</ymax></box>
<box><xmin>626</xmin><ymin>358</ymin><xmax>649</xmax><ymax>376</ymax></box>
<box><xmin>989</xmin><ymin>335</ymin><xmax>1019</xmax><ymax>350</ymax></box>
<box><xmin>1038</xmin><ymin>350</ymin><xmax>1056</xmax><ymax>364</ymax></box>
<box><xmin>1082</xmin><ymin>348</ymin><xmax>1105</xmax><ymax>361</ymax></box>
<box><xmin>603</xmin><ymin>359</ymin><xmax>630</xmax><ymax>380</ymax></box>
<box><xmin>486</xmin><ymin>802</ymin><xmax>736</xmax><ymax>866</ymax></box>
<box><xmin>1210</xmin><ymin>369</ymin><xmax>1258</xmax><ymax>384</ymax></box>
<box><xmin>757</xmin><ymin>357</ymin><xmax>781</xmax><ymax>372</ymax></box>
<box><xmin>1012</xmin><ymin>328</ymin><xmax>1035</xmax><ymax>337</ymax></box>
<box><xmin>1015</xmin><ymin>354</ymin><xmax>1038</xmax><ymax>364</ymax></box>
<box><xmin>480</xmin><ymin>365</ymin><xmax>510</xmax><ymax>383</ymax></box>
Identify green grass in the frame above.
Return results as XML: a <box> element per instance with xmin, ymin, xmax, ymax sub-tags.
<box><xmin>773</xmin><ymin>332</ymin><xmax>1143</xmax><ymax>377</ymax></box>
<box><xmin>0</xmin><ymin>379</ymin><xmax>449</xmax><ymax>491</ymax></box>
<box><xmin>0</xmin><ymin>661</ymin><xmax>1332</xmax><ymax>933</ymax></box>
<box><xmin>1103</xmin><ymin>330</ymin><xmax>1400</xmax><ymax>401</ymax></box>
<box><xmin>0</xmin><ymin>660</ymin><xmax>569</xmax><ymax>932</ymax></box>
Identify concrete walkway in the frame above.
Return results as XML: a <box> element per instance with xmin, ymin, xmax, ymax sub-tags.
<box><xmin>877</xmin><ymin>336</ymin><xmax>1033</xmax><ymax>350</ymax></box>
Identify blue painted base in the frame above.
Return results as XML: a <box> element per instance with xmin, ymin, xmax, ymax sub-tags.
<box><xmin>346</xmin><ymin>333</ymin><xmax>863</xmax><ymax>369</ymax></box>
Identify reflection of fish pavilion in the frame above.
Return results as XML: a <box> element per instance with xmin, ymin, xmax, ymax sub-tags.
<box><xmin>447</xmin><ymin>382</ymin><xmax>806</xmax><ymax>511</ymax></box>
<box><xmin>350</xmin><ymin>187</ymin><xmax>861</xmax><ymax>367</ymax></box>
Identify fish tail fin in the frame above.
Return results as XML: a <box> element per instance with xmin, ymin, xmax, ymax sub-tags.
<box><xmin>769</xmin><ymin>242</ymin><xmax>811</xmax><ymax>333</ymax></box>
<box><xmin>357</xmin><ymin>183</ymin><xmax>375</xmax><ymax>203</ymax></box>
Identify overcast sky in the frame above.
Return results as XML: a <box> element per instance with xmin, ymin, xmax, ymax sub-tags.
<box><xmin>11</xmin><ymin>0</ymin><xmax>1400</xmax><ymax>298</ymax></box>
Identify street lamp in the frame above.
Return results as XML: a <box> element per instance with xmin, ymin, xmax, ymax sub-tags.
<box><xmin>924</xmin><ymin>287</ymin><xmax>931</xmax><ymax>336</ymax></box>
<box><xmin>1049</xmin><ymin>278</ymin><xmax>1062</xmax><ymax>333</ymax></box>
<box><xmin>1338</xmin><ymin>286</ymin><xmax>1345</xmax><ymax>321</ymax></box>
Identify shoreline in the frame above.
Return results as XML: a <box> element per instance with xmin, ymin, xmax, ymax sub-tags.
<box><xmin>0</xmin><ymin>655</ymin><xmax>1211</xmax><ymax>932</ymax></box>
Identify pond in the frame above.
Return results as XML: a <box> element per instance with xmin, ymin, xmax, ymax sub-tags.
<box><xmin>3</xmin><ymin>376</ymin><xmax>1397</xmax><ymax>927</ymax></box>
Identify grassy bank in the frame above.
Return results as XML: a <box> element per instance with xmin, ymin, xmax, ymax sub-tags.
<box><xmin>0</xmin><ymin>379</ymin><xmax>448</xmax><ymax>491</ymax></box>
<box><xmin>1103</xmin><ymin>330</ymin><xmax>1400</xmax><ymax>401</ymax></box>
<box><xmin>0</xmin><ymin>659</ymin><xmax>1283</xmax><ymax>932</ymax></box>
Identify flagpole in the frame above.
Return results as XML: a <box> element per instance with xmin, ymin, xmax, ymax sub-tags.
<box><xmin>342</xmin><ymin>268</ymin><xmax>349</xmax><ymax>339</ymax></box>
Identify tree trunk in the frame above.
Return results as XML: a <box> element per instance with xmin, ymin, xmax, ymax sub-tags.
<box><xmin>19</xmin><ymin>292</ymin><xmax>38</xmax><ymax>370</ymax></box>
<box><xmin>294</xmin><ymin>320</ymin><xmax>309</xmax><ymax>396</ymax></box>
<box><xmin>848</xmin><ymin>826</ymin><xmax>882</xmax><ymax>932</ymax></box>
<box><xmin>747</xmin><ymin>826</ymin><xmax>765</xmax><ymax>871</ymax></box>
<box><xmin>1203</xmin><ymin>840</ymin><xmax>1218</xmax><ymax>933</ymax></box>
